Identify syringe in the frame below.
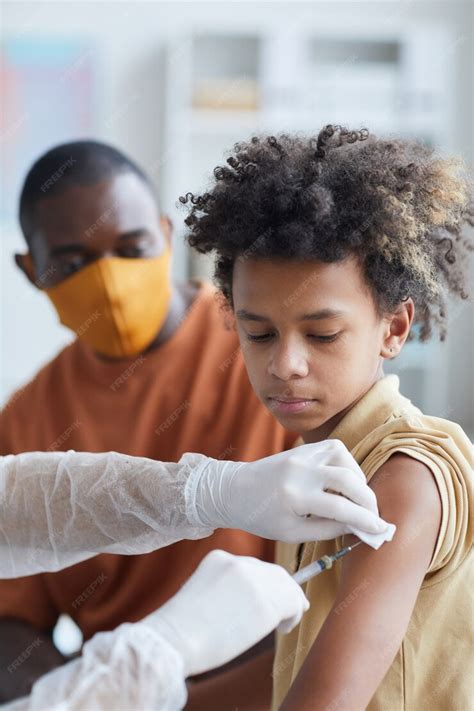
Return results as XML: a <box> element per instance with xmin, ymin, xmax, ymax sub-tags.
<box><xmin>292</xmin><ymin>541</ymin><xmax>363</xmax><ymax>585</ymax></box>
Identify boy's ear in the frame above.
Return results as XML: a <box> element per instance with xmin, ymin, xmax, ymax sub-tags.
<box><xmin>14</xmin><ymin>253</ymin><xmax>37</xmax><ymax>287</ymax></box>
<box><xmin>380</xmin><ymin>299</ymin><xmax>415</xmax><ymax>359</ymax></box>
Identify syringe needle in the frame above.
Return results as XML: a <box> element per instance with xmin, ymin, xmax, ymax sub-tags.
<box><xmin>332</xmin><ymin>540</ymin><xmax>363</xmax><ymax>560</ymax></box>
<box><xmin>292</xmin><ymin>540</ymin><xmax>363</xmax><ymax>586</ymax></box>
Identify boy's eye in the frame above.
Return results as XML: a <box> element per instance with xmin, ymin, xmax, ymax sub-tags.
<box><xmin>308</xmin><ymin>333</ymin><xmax>340</xmax><ymax>343</ymax></box>
<box><xmin>247</xmin><ymin>333</ymin><xmax>273</xmax><ymax>342</ymax></box>
<box><xmin>246</xmin><ymin>332</ymin><xmax>340</xmax><ymax>343</ymax></box>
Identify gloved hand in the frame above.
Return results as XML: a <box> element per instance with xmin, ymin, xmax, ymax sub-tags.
<box><xmin>187</xmin><ymin>439</ymin><xmax>390</xmax><ymax>543</ymax></box>
<box><xmin>145</xmin><ymin>549</ymin><xmax>309</xmax><ymax>677</ymax></box>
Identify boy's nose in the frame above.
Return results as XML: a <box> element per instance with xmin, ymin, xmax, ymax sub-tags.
<box><xmin>267</xmin><ymin>343</ymin><xmax>309</xmax><ymax>381</ymax></box>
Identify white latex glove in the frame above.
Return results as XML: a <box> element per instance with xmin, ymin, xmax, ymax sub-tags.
<box><xmin>146</xmin><ymin>549</ymin><xmax>310</xmax><ymax>677</ymax></box>
<box><xmin>9</xmin><ymin>627</ymin><xmax>188</xmax><ymax>711</ymax></box>
<box><xmin>0</xmin><ymin>450</ymin><xmax>217</xmax><ymax>578</ymax></box>
<box><xmin>186</xmin><ymin>440</ymin><xmax>391</xmax><ymax>543</ymax></box>
<box><xmin>8</xmin><ymin>550</ymin><xmax>307</xmax><ymax>711</ymax></box>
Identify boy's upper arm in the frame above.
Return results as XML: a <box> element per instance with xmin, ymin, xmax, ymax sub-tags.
<box><xmin>280</xmin><ymin>453</ymin><xmax>442</xmax><ymax>711</ymax></box>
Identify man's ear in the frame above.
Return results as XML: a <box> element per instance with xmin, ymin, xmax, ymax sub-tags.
<box><xmin>159</xmin><ymin>215</ymin><xmax>173</xmax><ymax>248</ymax></box>
<box><xmin>380</xmin><ymin>298</ymin><xmax>415</xmax><ymax>359</ymax></box>
<box><xmin>14</xmin><ymin>253</ymin><xmax>37</xmax><ymax>287</ymax></box>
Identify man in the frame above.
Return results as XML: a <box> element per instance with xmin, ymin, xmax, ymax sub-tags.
<box><xmin>0</xmin><ymin>140</ymin><xmax>299</xmax><ymax>701</ymax></box>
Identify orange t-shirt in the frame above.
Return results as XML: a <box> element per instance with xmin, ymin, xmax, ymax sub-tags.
<box><xmin>0</xmin><ymin>282</ymin><xmax>296</xmax><ymax>640</ymax></box>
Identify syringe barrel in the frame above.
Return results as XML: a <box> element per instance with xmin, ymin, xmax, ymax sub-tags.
<box><xmin>292</xmin><ymin>559</ymin><xmax>325</xmax><ymax>585</ymax></box>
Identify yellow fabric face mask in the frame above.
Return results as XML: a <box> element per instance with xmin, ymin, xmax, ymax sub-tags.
<box><xmin>45</xmin><ymin>249</ymin><xmax>172</xmax><ymax>359</ymax></box>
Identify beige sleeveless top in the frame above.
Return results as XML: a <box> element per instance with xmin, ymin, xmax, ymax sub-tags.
<box><xmin>273</xmin><ymin>375</ymin><xmax>473</xmax><ymax>711</ymax></box>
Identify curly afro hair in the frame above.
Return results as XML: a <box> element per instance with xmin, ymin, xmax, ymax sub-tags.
<box><xmin>180</xmin><ymin>125</ymin><xmax>473</xmax><ymax>341</ymax></box>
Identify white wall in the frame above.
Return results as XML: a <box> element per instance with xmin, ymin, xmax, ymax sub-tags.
<box><xmin>1</xmin><ymin>0</ymin><xmax>473</xmax><ymax>435</ymax></box>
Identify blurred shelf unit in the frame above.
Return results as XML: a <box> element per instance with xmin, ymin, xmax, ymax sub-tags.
<box><xmin>163</xmin><ymin>28</ymin><xmax>454</xmax><ymax>416</ymax></box>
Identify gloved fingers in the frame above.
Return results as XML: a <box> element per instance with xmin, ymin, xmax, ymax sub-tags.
<box><xmin>346</xmin><ymin>521</ymin><xmax>396</xmax><ymax>550</ymax></box>
<box><xmin>276</xmin><ymin>586</ymin><xmax>310</xmax><ymax>634</ymax></box>
<box><xmin>327</xmin><ymin>440</ymin><xmax>366</xmax><ymax>478</ymax></box>
<box><xmin>277</xmin><ymin>611</ymin><xmax>305</xmax><ymax>635</ymax></box>
<box><xmin>295</xmin><ymin>517</ymin><xmax>392</xmax><ymax>543</ymax></box>
<box><xmin>294</xmin><ymin>440</ymin><xmax>366</xmax><ymax>482</ymax></box>
<box><xmin>309</xmin><ymin>490</ymin><xmax>390</xmax><ymax>534</ymax></box>
<box><xmin>322</xmin><ymin>465</ymin><xmax>379</xmax><ymax>514</ymax></box>
<box><xmin>280</xmin><ymin>517</ymin><xmax>349</xmax><ymax>543</ymax></box>
<box><xmin>243</xmin><ymin>557</ymin><xmax>310</xmax><ymax>624</ymax></box>
<box><xmin>272</xmin><ymin>575</ymin><xmax>310</xmax><ymax>634</ymax></box>
<box><xmin>290</xmin><ymin>464</ymin><xmax>378</xmax><ymax>519</ymax></box>
<box><xmin>302</xmin><ymin>518</ymin><xmax>350</xmax><ymax>541</ymax></box>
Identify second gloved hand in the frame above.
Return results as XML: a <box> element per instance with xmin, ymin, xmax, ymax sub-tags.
<box><xmin>186</xmin><ymin>440</ymin><xmax>391</xmax><ymax>543</ymax></box>
<box><xmin>18</xmin><ymin>551</ymin><xmax>306</xmax><ymax>710</ymax></box>
<box><xmin>144</xmin><ymin>549</ymin><xmax>309</xmax><ymax>677</ymax></box>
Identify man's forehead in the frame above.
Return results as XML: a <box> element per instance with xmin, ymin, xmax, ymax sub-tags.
<box><xmin>33</xmin><ymin>174</ymin><xmax>157</xmax><ymax>246</ymax></box>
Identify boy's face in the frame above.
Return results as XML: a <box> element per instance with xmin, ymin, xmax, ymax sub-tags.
<box><xmin>233</xmin><ymin>256</ymin><xmax>394</xmax><ymax>440</ymax></box>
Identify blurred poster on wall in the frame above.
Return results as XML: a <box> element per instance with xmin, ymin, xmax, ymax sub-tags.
<box><xmin>1</xmin><ymin>38</ymin><xmax>95</xmax><ymax>220</ymax></box>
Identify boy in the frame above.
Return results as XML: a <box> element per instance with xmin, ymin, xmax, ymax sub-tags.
<box><xmin>181</xmin><ymin>125</ymin><xmax>473</xmax><ymax>710</ymax></box>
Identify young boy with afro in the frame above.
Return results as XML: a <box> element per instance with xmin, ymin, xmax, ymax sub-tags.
<box><xmin>181</xmin><ymin>125</ymin><xmax>473</xmax><ymax>710</ymax></box>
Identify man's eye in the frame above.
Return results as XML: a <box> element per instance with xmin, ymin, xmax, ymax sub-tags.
<box><xmin>119</xmin><ymin>246</ymin><xmax>144</xmax><ymax>258</ymax></box>
<box><xmin>247</xmin><ymin>333</ymin><xmax>274</xmax><ymax>342</ymax></box>
<box><xmin>118</xmin><ymin>243</ymin><xmax>151</xmax><ymax>258</ymax></box>
<box><xmin>62</xmin><ymin>257</ymin><xmax>86</xmax><ymax>276</ymax></box>
<box><xmin>308</xmin><ymin>333</ymin><xmax>339</xmax><ymax>343</ymax></box>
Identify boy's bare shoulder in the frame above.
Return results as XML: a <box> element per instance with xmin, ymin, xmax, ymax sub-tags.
<box><xmin>370</xmin><ymin>452</ymin><xmax>442</xmax><ymax>532</ymax></box>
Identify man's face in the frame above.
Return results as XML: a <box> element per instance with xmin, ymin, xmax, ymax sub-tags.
<box><xmin>24</xmin><ymin>172</ymin><xmax>168</xmax><ymax>288</ymax></box>
<box><xmin>233</xmin><ymin>256</ymin><xmax>389</xmax><ymax>439</ymax></box>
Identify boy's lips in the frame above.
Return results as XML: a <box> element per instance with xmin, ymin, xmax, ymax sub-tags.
<box><xmin>267</xmin><ymin>395</ymin><xmax>317</xmax><ymax>415</ymax></box>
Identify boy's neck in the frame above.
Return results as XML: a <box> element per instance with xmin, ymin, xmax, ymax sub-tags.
<box><xmin>302</xmin><ymin>369</ymin><xmax>385</xmax><ymax>445</ymax></box>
